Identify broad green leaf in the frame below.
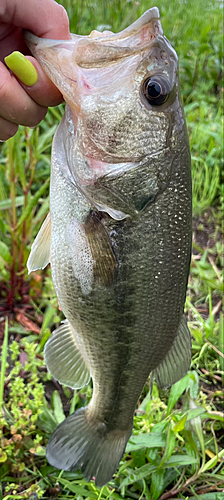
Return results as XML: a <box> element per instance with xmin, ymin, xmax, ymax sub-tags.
<box><xmin>120</xmin><ymin>463</ymin><xmax>158</xmax><ymax>487</ymax></box>
<box><xmin>162</xmin><ymin>454</ymin><xmax>199</xmax><ymax>468</ymax></box>
<box><xmin>39</xmin><ymin>465</ymin><xmax>56</xmax><ymax>477</ymax></box>
<box><xmin>201</xmin><ymin>412</ymin><xmax>224</xmax><ymax>422</ymax></box>
<box><xmin>51</xmin><ymin>390</ymin><xmax>66</xmax><ymax>424</ymax></box>
<box><xmin>188</xmin><ymin>398</ymin><xmax>205</xmax><ymax>461</ymax></box>
<box><xmin>167</xmin><ymin>371</ymin><xmax>199</xmax><ymax>415</ymax></box>
<box><xmin>151</xmin><ymin>421</ymin><xmax>168</xmax><ymax>434</ymax></box>
<box><xmin>184</xmin><ymin>430</ymin><xmax>200</xmax><ymax>460</ymax></box>
<box><xmin>32</xmin><ymin>445</ymin><xmax>46</xmax><ymax>457</ymax></box>
<box><xmin>186</xmin><ymin>407</ymin><xmax>206</xmax><ymax>421</ymax></box>
<box><xmin>186</xmin><ymin>370</ymin><xmax>199</xmax><ymax>399</ymax></box>
<box><xmin>36</xmin><ymin>330</ymin><xmax>51</xmax><ymax>354</ymax></box>
<box><xmin>146</xmin><ymin>447</ymin><xmax>160</xmax><ymax>464</ymax></box>
<box><xmin>16</xmin><ymin>178</ymin><xmax>50</xmax><ymax>228</ymax></box>
<box><xmin>37</xmin><ymin>400</ymin><xmax>58</xmax><ymax>434</ymax></box>
<box><xmin>37</xmin><ymin>124</ymin><xmax>57</xmax><ymax>154</ymax></box>
<box><xmin>0</xmin><ymin>241</ymin><xmax>12</xmax><ymax>264</ymax></box>
<box><xmin>167</xmin><ymin>373</ymin><xmax>191</xmax><ymax>414</ymax></box>
<box><xmin>138</xmin><ymin>388</ymin><xmax>152</xmax><ymax>412</ymax></box>
<box><xmin>0</xmin><ymin>450</ymin><xmax>7</xmax><ymax>463</ymax></box>
<box><xmin>126</xmin><ymin>432</ymin><xmax>167</xmax><ymax>453</ymax></box>
<box><xmin>173</xmin><ymin>414</ymin><xmax>187</xmax><ymax>432</ymax></box>
<box><xmin>57</xmin><ymin>478</ymin><xmax>98</xmax><ymax>498</ymax></box>
<box><xmin>33</xmin><ymin>199</ymin><xmax>49</xmax><ymax>225</ymax></box>
<box><xmin>149</xmin><ymin>469</ymin><xmax>165</xmax><ymax>500</ymax></box>
<box><xmin>0</xmin><ymin>195</ymin><xmax>25</xmax><ymax>211</ymax></box>
<box><xmin>200</xmin><ymin>449</ymin><xmax>224</xmax><ymax>473</ymax></box>
<box><xmin>2</xmin><ymin>495</ymin><xmax>27</xmax><ymax>500</ymax></box>
<box><xmin>40</xmin><ymin>304</ymin><xmax>56</xmax><ymax>334</ymax></box>
<box><xmin>158</xmin><ymin>426</ymin><xmax>176</xmax><ymax>468</ymax></box>
<box><xmin>131</xmin><ymin>448</ymin><xmax>147</xmax><ymax>468</ymax></box>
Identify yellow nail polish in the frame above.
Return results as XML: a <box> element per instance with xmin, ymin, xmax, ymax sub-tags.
<box><xmin>4</xmin><ymin>51</ymin><xmax>37</xmax><ymax>86</ymax></box>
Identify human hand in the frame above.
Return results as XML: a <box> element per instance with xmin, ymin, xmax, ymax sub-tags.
<box><xmin>0</xmin><ymin>0</ymin><xmax>71</xmax><ymax>141</ymax></box>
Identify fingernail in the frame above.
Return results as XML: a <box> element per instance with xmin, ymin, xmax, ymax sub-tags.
<box><xmin>4</xmin><ymin>51</ymin><xmax>37</xmax><ymax>86</ymax></box>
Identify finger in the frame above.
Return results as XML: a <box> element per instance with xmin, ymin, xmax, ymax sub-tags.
<box><xmin>0</xmin><ymin>27</ymin><xmax>27</xmax><ymax>62</ymax></box>
<box><xmin>15</xmin><ymin>56</ymin><xmax>64</xmax><ymax>107</ymax></box>
<box><xmin>0</xmin><ymin>0</ymin><xmax>70</xmax><ymax>40</ymax></box>
<box><xmin>0</xmin><ymin>116</ymin><xmax>18</xmax><ymax>141</ymax></box>
<box><xmin>0</xmin><ymin>62</ymin><xmax>47</xmax><ymax>127</ymax></box>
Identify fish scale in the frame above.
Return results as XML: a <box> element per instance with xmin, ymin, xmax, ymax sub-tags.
<box><xmin>26</xmin><ymin>6</ymin><xmax>192</xmax><ymax>486</ymax></box>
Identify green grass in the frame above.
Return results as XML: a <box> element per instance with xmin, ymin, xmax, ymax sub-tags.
<box><xmin>0</xmin><ymin>0</ymin><xmax>223</xmax><ymax>498</ymax></box>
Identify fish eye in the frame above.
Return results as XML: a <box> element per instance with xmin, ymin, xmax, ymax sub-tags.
<box><xmin>141</xmin><ymin>75</ymin><xmax>170</xmax><ymax>106</ymax></box>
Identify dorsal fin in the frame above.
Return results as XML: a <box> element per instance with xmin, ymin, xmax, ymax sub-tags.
<box><xmin>152</xmin><ymin>315</ymin><xmax>192</xmax><ymax>388</ymax></box>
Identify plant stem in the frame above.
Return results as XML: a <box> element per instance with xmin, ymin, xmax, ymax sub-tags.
<box><xmin>0</xmin><ymin>318</ymin><xmax>9</xmax><ymax>413</ymax></box>
<box><xmin>8</xmin><ymin>139</ymin><xmax>17</xmax><ymax>309</ymax></box>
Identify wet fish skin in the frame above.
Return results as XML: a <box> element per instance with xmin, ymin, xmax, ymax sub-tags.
<box><xmin>26</xmin><ymin>7</ymin><xmax>192</xmax><ymax>486</ymax></box>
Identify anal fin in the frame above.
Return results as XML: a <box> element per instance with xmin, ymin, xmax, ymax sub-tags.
<box><xmin>27</xmin><ymin>212</ymin><xmax>51</xmax><ymax>273</ymax></box>
<box><xmin>44</xmin><ymin>320</ymin><xmax>91</xmax><ymax>389</ymax></box>
<box><xmin>152</xmin><ymin>314</ymin><xmax>192</xmax><ymax>388</ymax></box>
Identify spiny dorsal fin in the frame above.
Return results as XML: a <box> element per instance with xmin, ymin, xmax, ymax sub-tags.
<box><xmin>152</xmin><ymin>314</ymin><xmax>192</xmax><ymax>388</ymax></box>
<box><xmin>27</xmin><ymin>212</ymin><xmax>51</xmax><ymax>273</ymax></box>
<box><xmin>44</xmin><ymin>319</ymin><xmax>91</xmax><ymax>389</ymax></box>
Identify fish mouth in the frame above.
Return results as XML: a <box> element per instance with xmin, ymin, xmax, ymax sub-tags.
<box><xmin>24</xmin><ymin>7</ymin><xmax>162</xmax><ymax>55</ymax></box>
<box><xmin>23</xmin><ymin>7</ymin><xmax>164</xmax><ymax>107</ymax></box>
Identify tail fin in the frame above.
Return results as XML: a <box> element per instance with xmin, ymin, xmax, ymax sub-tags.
<box><xmin>46</xmin><ymin>407</ymin><xmax>132</xmax><ymax>486</ymax></box>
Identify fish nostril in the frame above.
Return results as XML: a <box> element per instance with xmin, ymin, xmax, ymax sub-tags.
<box><xmin>161</xmin><ymin>50</ymin><xmax>167</xmax><ymax>60</ymax></box>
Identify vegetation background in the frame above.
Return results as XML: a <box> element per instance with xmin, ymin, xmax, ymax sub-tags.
<box><xmin>0</xmin><ymin>0</ymin><xmax>223</xmax><ymax>498</ymax></box>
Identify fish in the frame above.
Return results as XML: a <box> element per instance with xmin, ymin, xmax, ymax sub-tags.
<box><xmin>26</xmin><ymin>6</ymin><xmax>192</xmax><ymax>487</ymax></box>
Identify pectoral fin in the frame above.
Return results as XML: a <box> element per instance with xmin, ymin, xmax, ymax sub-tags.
<box><xmin>152</xmin><ymin>315</ymin><xmax>192</xmax><ymax>388</ymax></box>
<box><xmin>84</xmin><ymin>211</ymin><xmax>117</xmax><ymax>287</ymax></box>
<box><xmin>27</xmin><ymin>212</ymin><xmax>51</xmax><ymax>273</ymax></box>
<box><xmin>44</xmin><ymin>320</ymin><xmax>91</xmax><ymax>389</ymax></box>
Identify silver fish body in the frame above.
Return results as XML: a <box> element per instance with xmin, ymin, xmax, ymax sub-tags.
<box><xmin>26</xmin><ymin>7</ymin><xmax>192</xmax><ymax>486</ymax></box>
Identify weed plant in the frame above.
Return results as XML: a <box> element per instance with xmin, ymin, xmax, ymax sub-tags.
<box><xmin>0</xmin><ymin>0</ymin><xmax>223</xmax><ymax>499</ymax></box>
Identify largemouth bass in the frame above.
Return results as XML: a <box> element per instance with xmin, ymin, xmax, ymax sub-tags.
<box><xmin>26</xmin><ymin>7</ymin><xmax>192</xmax><ymax>486</ymax></box>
